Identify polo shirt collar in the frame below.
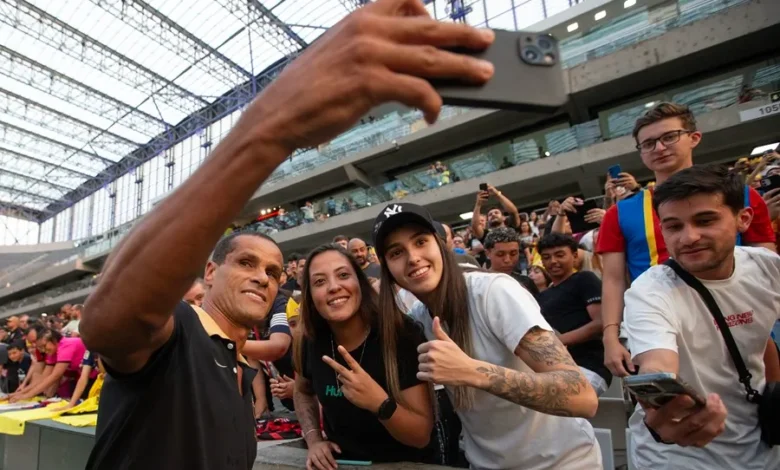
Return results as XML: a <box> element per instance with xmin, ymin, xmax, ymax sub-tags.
<box><xmin>192</xmin><ymin>305</ymin><xmax>249</xmax><ymax>365</ymax></box>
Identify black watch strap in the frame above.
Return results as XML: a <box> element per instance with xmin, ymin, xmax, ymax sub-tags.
<box><xmin>644</xmin><ymin>419</ymin><xmax>674</xmax><ymax>445</ymax></box>
<box><xmin>376</xmin><ymin>398</ymin><xmax>397</xmax><ymax>421</ymax></box>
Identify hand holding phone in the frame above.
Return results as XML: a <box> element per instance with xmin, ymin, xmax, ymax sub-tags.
<box><xmin>607</xmin><ymin>164</ymin><xmax>622</xmax><ymax>180</ymax></box>
<box><xmin>643</xmin><ymin>392</ymin><xmax>728</xmax><ymax>448</ymax></box>
<box><xmin>624</xmin><ymin>372</ymin><xmax>705</xmax><ymax>408</ymax></box>
<box><xmin>431</xmin><ymin>30</ymin><xmax>567</xmax><ymax>112</ymax></box>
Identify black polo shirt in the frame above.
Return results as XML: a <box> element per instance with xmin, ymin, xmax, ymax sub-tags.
<box><xmin>301</xmin><ymin>318</ymin><xmax>433</xmax><ymax>463</ymax></box>
<box><xmin>86</xmin><ymin>302</ymin><xmax>258</xmax><ymax>470</ymax></box>
<box><xmin>537</xmin><ymin>271</ymin><xmax>612</xmax><ymax>385</ymax></box>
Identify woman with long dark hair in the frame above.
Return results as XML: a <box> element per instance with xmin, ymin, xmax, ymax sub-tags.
<box><xmin>293</xmin><ymin>245</ymin><xmax>433</xmax><ymax>470</ymax></box>
<box><xmin>372</xmin><ymin>203</ymin><xmax>600</xmax><ymax>470</ymax></box>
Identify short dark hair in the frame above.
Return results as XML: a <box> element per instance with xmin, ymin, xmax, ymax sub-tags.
<box><xmin>332</xmin><ymin>235</ymin><xmax>348</xmax><ymax>243</ymax></box>
<box><xmin>537</xmin><ymin>233</ymin><xmax>579</xmax><ymax>253</ymax></box>
<box><xmin>484</xmin><ymin>227</ymin><xmax>520</xmax><ymax>249</ymax></box>
<box><xmin>40</xmin><ymin>328</ymin><xmax>62</xmax><ymax>344</ymax></box>
<box><xmin>632</xmin><ymin>102</ymin><xmax>697</xmax><ymax>141</ymax></box>
<box><xmin>8</xmin><ymin>340</ymin><xmax>25</xmax><ymax>351</ymax></box>
<box><xmin>653</xmin><ymin>165</ymin><xmax>745</xmax><ymax>214</ymax></box>
<box><xmin>211</xmin><ymin>231</ymin><xmax>279</xmax><ymax>265</ymax></box>
<box><xmin>287</xmin><ymin>253</ymin><xmax>301</xmax><ymax>263</ymax></box>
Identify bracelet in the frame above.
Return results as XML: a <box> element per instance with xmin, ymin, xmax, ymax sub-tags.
<box><xmin>304</xmin><ymin>428</ymin><xmax>320</xmax><ymax>437</ymax></box>
<box><xmin>602</xmin><ymin>323</ymin><xmax>620</xmax><ymax>333</ymax></box>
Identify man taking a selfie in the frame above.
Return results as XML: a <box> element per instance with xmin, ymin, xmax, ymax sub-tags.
<box><xmin>623</xmin><ymin>165</ymin><xmax>780</xmax><ymax>469</ymax></box>
<box><xmin>80</xmin><ymin>1</ymin><xmax>496</xmax><ymax>468</ymax></box>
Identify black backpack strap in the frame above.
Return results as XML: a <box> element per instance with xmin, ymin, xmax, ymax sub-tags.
<box><xmin>663</xmin><ymin>259</ymin><xmax>761</xmax><ymax>403</ymax></box>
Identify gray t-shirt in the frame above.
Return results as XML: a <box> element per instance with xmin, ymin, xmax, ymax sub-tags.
<box><xmin>409</xmin><ymin>272</ymin><xmax>600</xmax><ymax>470</ymax></box>
<box><xmin>362</xmin><ymin>262</ymin><xmax>381</xmax><ymax>279</ymax></box>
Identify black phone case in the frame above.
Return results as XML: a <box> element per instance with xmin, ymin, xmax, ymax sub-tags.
<box><xmin>430</xmin><ymin>30</ymin><xmax>568</xmax><ymax>113</ymax></box>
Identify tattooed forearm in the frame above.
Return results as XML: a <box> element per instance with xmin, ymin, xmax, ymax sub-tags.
<box><xmin>475</xmin><ymin>365</ymin><xmax>584</xmax><ymax>417</ymax></box>
<box><xmin>518</xmin><ymin>326</ymin><xmax>577</xmax><ymax>368</ymax></box>
<box><xmin>293</xmin><ymin>378</ymin><xmax>322</xmax><ymax>444</ymax></box>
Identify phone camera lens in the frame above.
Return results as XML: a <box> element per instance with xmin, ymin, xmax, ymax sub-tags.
<box><xmin>537</xmin><ymin>37</ymin><xmax>552</xmax><ymax>50</ymax></box>
<box><xmin>524</xmin><ymin>48</ymin><xmax>539</xmax><ymax>61</ymax></box>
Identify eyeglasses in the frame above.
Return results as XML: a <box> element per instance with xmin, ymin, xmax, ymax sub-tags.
<box><xmin>636</xmin><ymin>130</ymin><xmax>693</xmax><ymax>153</ymax></box>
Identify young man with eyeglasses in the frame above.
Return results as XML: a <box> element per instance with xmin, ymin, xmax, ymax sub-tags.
<box><xmin>596</xmin><ymin>103</ymin><xmax>776</xmax><ymax>378</ymax></box>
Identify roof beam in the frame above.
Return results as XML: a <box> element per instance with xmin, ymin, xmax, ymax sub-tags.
<box><xmin>0</xmin><ymin>184</ymin><xmax>56</xmax><ymax>203</ymax></box>
<box><xmin>1</xmin><ymin>0</ymin><xmax>208</xmax><ymax>114</ymax></box>
<box><xmin>90</xmin><ymin>0</ymin><xmax>252</xmax><ymax>86</ymax></box>
<box><xmin>0</xmin><ymin>45</ymin><xmax>168</xmax><ymax>136</ymax></box>
<box><xmin>246</xmin><ymin>0</ymin><xmax>308</xmax><ymax>49</ymax></box>
<box><xmin>0</xmin><ymin>88</ymin><xmax>140</xmax><ymax>158</ymax></box>
<box><xmin>0</xmin><ymin>147</ymin><xmax>93</xmax><ymax>180</ymax></box>
<box><xmin>41</xmin><ymin>57</ymin><xmax>295</xmax><ymax>217</ymax></box>
<box><xmin>0</xmin><ymin>167</ymin><xmax>73</xmax><ymax>193</ymax></box>
<box><xmin>0</xmin><ymin>121</ymin><xmax>115</xmax><ymax>167</ymax></box>
<box><xmin>0</xmin><ymin>200</ymin><xmax>44</xmax><ymax>222</ymax></box>
<box><xmin>217</xmin><ymin>0</ymin><xmax>307</xmax><ymax>57</ymax></box>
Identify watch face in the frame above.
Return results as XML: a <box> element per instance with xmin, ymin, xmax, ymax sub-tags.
<box><xmin>378</xmin><ymin>398</ymin><xmax>398</xmax><ymax>420</ymax></box>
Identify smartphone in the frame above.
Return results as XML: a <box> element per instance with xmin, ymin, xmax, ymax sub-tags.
<box><xmin>759</xmin><ymin>174</ymin><xmax>780</xmax><ymax>195</ymax></box>
<box><xmin>431</xmin><ymin>30</ymin><xmax>567</xmax><ymax>112</ymax></box>
<box><xmin>608</xmin><ymin>164</ymin><xmax>622</xmax><ymax>180</ymax></box>
<box><xmin>624</xmin><ymin>372</ymin><xmax>706</xmax><ymax>409</ymax></box>
<box><xmin>479</xmin><ymin>183</ymin><xmax>488</xmax><ymax>191</ymax></box>
<box><xmin>565</xmin><ymin>198</ymin><xmax>599</xmax><ymax>234</ymax></box>
<box><xmin>335</xmin><ymin>460</ymin><xmax>373</xmax><ymax>466</ymax></box>
<box><xmin>264</xmin><ymin>361</ymin><xmax>280</xmax><ymax>380</ymax></box>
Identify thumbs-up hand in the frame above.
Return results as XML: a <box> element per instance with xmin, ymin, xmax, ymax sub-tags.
<box><xmin>417</xmin><ymin>317</ymin><xmax>476</xmax><ymax>386</ymax></box>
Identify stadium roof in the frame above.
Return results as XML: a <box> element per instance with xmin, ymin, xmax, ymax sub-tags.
<box><xmin>0</xmin><ymin>0</ymin><xmax>538</xmax><ymax>223</ymax></box>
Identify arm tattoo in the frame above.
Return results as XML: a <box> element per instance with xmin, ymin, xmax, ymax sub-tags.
<box><xmin>293</xmin><ymin>378</ymin><xmax>322</xmax><ymax>444</ymax></box>
<box><xmin>475</xmin><ymin>365</ymin><xmax>583</xmax><ymax>417</ymax></box>
<box><xmin>473</xmin><ymin>327</ymin><xmax>588</xmax><ymax>416</ymax></box>
<box><xmin>518</xmin><ymin>326</ymin><xmax>577</xmax><ymax>367</ymax></box>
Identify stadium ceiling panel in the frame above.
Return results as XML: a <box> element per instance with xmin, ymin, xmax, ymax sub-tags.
<box><xmin>0</xmin><ymin>0</ymin><xmax>355</xmax><ymax>222</ymax></box>
<box><xmin>0</xmin><ymin>0</ymin><xmax>513</xmax><ymax>224</ymax></box>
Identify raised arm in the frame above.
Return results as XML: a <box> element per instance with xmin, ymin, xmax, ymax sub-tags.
<box><xmin>489</xmin><ymin>185</ymin><xmax>521</xmax><ymax>228</ymax></box>
<box><xmin>81</xmin><ymin>2</ymin><xmax>495</xmax><ymax>373</ymax></box>
<box><xmin>471</xmin><ymin>191</ymin><xmax>489</xmax><ymax>240</ymax></box>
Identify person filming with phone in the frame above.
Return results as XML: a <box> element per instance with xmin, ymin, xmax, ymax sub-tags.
<box><xmin>623</xmin><ymin>165</ymin><xmax>780</xmax><ymax>470</ymax></box>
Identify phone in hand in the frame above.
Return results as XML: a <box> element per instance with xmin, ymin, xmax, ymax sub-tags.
<box><xmin>479</xmin><ymin>183</ymin><xmax>488</xmax><ymax>192</ymax></box>
<box><xmin>608</xmin><ymin>164</ymin><xmax>622</xmax><ymax>180</ymax></box>
<box><xmin>565</xmin><ymin>198</ymin><xmax>599</xmax><ymax>234</ymax></box>
<box><xmin>430</xmin><ymin>30</ymin><xmax>567</xmax><ymax>112</ymax></box>
<box><xmin>759</xmin><ymin>174</ymin><xmax>780</xmax><ymax>195</ymax></box>
<box><xmin>624</xmin><ymin>372</ymin><xmax>706</xmax><ymax>409</ymax></box>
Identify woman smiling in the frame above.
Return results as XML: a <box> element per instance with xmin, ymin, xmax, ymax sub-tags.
<box><xmin>293</xmin><ymin>245</ymin><xmax>433</xmax><ymax>470</ymax></box>
<box><xmin>373</xmin><ymin>203</ymin><xmax>600</xmax><ymax>470</ymax></box>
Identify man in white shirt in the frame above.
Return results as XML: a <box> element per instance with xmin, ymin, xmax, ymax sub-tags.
<box><xmin>624</xmin><ymin>165</ymin><xmax>780</xmax><ymax>469</ymax></box>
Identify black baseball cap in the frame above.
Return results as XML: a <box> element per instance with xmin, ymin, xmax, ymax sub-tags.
<box><xmin>372</xmin><ymin>203</ymin><xmax>445</xmax><ymax>257</ymax></box>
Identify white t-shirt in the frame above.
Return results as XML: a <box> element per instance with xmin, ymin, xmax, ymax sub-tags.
<box><xmin>409</xmin><ymin>272</ymin><xmax>601</xmax><ymax>470</ymax></box>
<box><xmin>624</xmin><ymin>246</ymin><xmax>780</xmax><ymax>470</ymax></box>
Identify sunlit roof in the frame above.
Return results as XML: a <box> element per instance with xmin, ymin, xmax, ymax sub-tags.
<box><xmin>0</xmin><ymin>0</ymin><xmax>551</xmax><ymax>223</ymax></box>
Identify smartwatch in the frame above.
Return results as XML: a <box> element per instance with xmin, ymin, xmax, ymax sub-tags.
<box><xmin>376</xmin><ymin>398</ymin><xmax>397</xmax><ymax>421</ymax></box>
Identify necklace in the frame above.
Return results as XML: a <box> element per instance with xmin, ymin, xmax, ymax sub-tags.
<box><xmin>331</xmin><ymin>328</ymin><xmax>370</xmax><ymax>392</ymax></box>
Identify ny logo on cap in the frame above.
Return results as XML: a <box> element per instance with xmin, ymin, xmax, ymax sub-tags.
<box><xmin>384</xmin><ymin>204</ymin><xmax>403</xmax><ymax>219</ymax></box>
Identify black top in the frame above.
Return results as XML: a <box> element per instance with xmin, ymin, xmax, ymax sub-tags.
<box><xmin>537</xmin><ymin>271</ymin><xmax>612</xmax><ymax>385</ymax></box>
<box><xmin>301</xmin><ymin>318</ymin><xmax>431</xmax><ymax>463</ymax></box>
<box><xmin>1</xmin><ymin>351</ymin><xmax>31</xmax><ymax>393</ymax></box>
<box><xmin>362</xmin><ymin>262</ymin><xmax>382</xmax><ymax>279</ymax></box>
<box><xmin>3</xmin><ymin>328</ymin><xmax>24</xmax><ymax>345</ymax></box>
<box><xmin>87</xmin><ymin>302</ymin><xmax>258</xmax><ymax>470</ymax></box>
<box><xmin>281</xmin><ymin>278</ymin><xmax>300</xmax><ymax>292</ymax></box>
